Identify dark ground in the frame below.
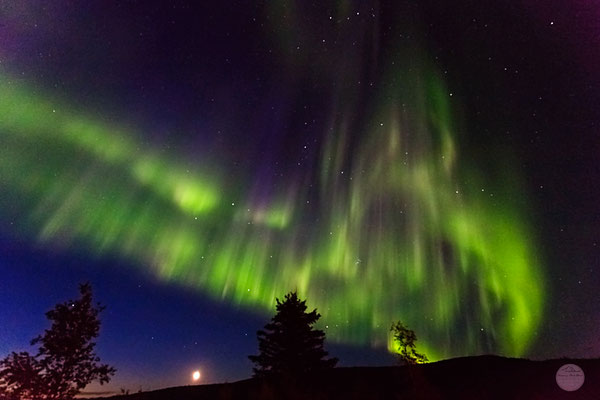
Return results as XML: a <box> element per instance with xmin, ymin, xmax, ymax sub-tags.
<box><xmin>88</xmin><ymin>355</ymin><xmax>600</xmax><ymax>399</ymax></box>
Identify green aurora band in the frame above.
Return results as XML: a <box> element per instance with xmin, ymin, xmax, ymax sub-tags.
<box><xmin>0</xmin><ymin>33</ymin><xmax>544</xmax><ymax>359</ymax></box>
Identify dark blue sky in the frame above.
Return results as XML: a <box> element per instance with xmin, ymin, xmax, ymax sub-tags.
<box><xmin>0</xmin><ymin>235</ymin><xmax>395</xmax><ymax>392</ymax></box>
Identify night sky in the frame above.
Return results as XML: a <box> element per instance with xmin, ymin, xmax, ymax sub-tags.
<box><xmin>1</xmin><ymin>0</ymin><xmax>599</xmax><ymax>395</ymax></box>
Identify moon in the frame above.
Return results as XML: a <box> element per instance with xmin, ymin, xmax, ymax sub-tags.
<box><xmin>192</xmin><ymin>370</ymin><xmax>201</xmax><ymax>382</ymax></box>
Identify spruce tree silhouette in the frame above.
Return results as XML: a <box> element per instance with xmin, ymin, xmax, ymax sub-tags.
<box><xmin>0</xmin><ymin>283</ymin><xmax>115</xmax><ymax>400</ymax></box>
<box><xmin>249</xmin><ymin>292</ymin><xmax>337</xmax><ymax>378</ymax></box>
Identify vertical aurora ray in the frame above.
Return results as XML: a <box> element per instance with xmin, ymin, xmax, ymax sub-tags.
<box><xmin>0</xmin><ymin>4</ymin><xmax>544</xmax><ymax>360</ymax></box>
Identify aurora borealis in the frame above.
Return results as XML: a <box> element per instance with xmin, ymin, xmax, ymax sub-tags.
<box><xmin>1</xmin><ymin>0</ymin><xmax>599</xmax><ymax>392</ymax></box>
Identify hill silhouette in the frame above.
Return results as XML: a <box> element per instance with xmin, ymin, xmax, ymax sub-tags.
<box><xmin>88</xmin><ymin>355</ymin><xmax>600</xmax><ymax>399</ymax></box>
